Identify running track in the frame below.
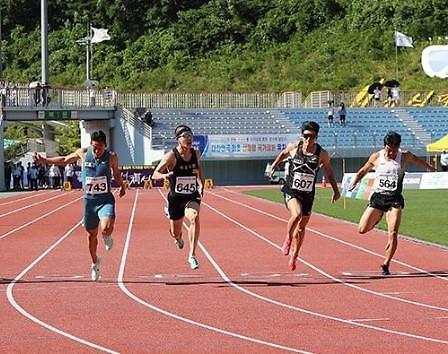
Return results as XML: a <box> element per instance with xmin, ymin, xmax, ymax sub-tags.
<box><xmin>1</xmin><ymin>187</ymin><xmax>447</xmax><ymax>353</ymax></box>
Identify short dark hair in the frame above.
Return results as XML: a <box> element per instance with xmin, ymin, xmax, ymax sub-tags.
<box><xmin>384</xmin><ymin>131</ymin><xmax>401</xmax><ymax>147</ymax></box>
<box><xmin>175</xmin><ymin>125</ymin><xmax>192</xmax><ymax>138</ymax></box>
<box><xmin>91</xmin><ymin>130</ymin><xmax>107</xmax><ymax>144</ymax></box>
<box><xmin>301</xmin><ymin>121</ymin><xmax>320</xmax><ymax>135</ymax></box>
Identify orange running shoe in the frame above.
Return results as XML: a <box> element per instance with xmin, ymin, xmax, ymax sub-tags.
<box><xmin>289</xmin><ymin>255</ymin><xmax>297</xmax><ymax>271</ymax></box>
<box><xmin>281</xmin><ymin>236</ymin><xmax>291</xmax><ymax>256</ymax></box>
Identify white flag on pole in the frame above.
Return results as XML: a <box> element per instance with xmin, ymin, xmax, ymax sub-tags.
<box><xmin>91</xmin><ymin>27</ymin><xmax>111</xmax><ymax>44</ymax></box>
<box><xmin>395</xmin><ymin>31</ymin><xmax>413</xmax><ymax>48</ymax></box>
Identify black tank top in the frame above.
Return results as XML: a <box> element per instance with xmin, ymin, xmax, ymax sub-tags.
<box><xmin>169</xmin><ymin>147</ymin><xmax>200</xmax><ymax>197</ymax></box>
<box><xmin>282</xmin><ymin>142</ymin><xmax>322</xmax><ymax>197</ymax></box>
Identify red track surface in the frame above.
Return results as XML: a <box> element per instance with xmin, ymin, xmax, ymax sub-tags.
<box><xmin>1</xmin><ymin>187</ymin><xmax>447</xmax><ymax>353</ymax></box>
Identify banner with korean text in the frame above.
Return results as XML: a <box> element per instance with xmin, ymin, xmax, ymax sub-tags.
<box><xmin>201</xmin><ymin>134</ymin><xmax>297</xmax><ymax>158</ymax></box>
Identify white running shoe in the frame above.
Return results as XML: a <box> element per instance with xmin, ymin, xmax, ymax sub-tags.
<box><xmin>91</xmin><ymin>257</ymin><xmax>101</xmax><ymax>281</ymax></box>
<box><xmin>103</xmin><ymin>235</ymin><xmax>113</xmax><ymax>251</ymax></box>
<box><xmin>188</xmin><ymin>256</ymin><xmax>199</xmax><ymax>270</ymax></box>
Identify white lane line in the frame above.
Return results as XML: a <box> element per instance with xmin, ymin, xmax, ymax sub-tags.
<box><xmin>6</xmin><ymin>220</ymin><xmax>119</xmax><ymax>354</ymax></box>
<box><xmin>216</xmin><ymin>189</ymin><xmax>448</xmax><ymax>282</ymax></box>
<box><xmin>0</xmin><ymin>192</ymin><xmax>69</xmax><ymax>219</ymax></box>
<box><xmin>0</xmin><ymin>196</ymin><xmax>82</xmax><ymax>241</ymax></box>
<box><xmin>208</xmin><ymin>191</ymin><xmax>448</xmax><ymax>310</ymax></box>
<box><xmin>117</xmin><ymin>189</ymin><xmax>312</xmax><ymax>354</ymax></box>
<box><xmin>201</xmin><ymin>201</ymin><xmax>448</xmax><ymax>344</ymax></box>
<box><xmin>0</xmin><ymin>190</ymin><xmax>58</xmax><ymax>206</ymax></box>
<box><xmin>349</xmin><ymin>318</ymin><xmax>391</xmax><ymax>323</ymax></box>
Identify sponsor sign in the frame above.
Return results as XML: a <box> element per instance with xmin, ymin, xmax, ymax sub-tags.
<box><xmin>201</xmin><ymin>134</ymin><xmax>296</xmax><ymax>158</ymax></box>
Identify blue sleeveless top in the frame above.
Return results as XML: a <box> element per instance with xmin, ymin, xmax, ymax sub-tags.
<box><xmin>81</xmin><ymin>147</ymin><xmax>114</xmax><ymax>202</ymax></box>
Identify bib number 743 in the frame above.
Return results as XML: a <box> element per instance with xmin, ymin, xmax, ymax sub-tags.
<box><xmin>85</xmin><ymin>176</ymin><xmax>108</xmax><ymax>195</ymax></box>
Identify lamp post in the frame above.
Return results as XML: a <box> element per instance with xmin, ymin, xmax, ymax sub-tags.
<box><xmin>41</xmin><ymin>0</ymin><xmax>48</xmax><ymax>84</ymax></box>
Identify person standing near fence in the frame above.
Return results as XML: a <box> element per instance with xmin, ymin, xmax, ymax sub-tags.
<box><xmin>338</xmin><ymin>102</ymin><xmax>346</xmax><ymax>127</ymax></box>
<box><xmin>440</xmin><ymin>150</ymin><xmax>448</xmax><ymax>172</ymax></box>
<box><xmin>348</xmin><ymin>131</ymin><xmax>435</xmax><ymax>275</ymax></box>
<box><xmin>269</xmin><ymin>121</ymin><xmax>340</xmax><ymax>271</ymax></box>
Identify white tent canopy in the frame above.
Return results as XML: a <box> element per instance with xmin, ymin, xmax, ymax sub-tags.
<box><xmin>421</xmin><ymin>45</ymin><xmax>448</xmax><ymax>79</ymax></box>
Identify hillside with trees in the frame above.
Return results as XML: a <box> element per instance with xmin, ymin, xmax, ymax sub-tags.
<box><xmin>1</xmin><ymin>0</ymin><xmax>447</xmax><ymax>94</ymax></box>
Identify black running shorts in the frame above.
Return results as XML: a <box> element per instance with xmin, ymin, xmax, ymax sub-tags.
<box><xmin>167</xmin><ymin>193</ymin><xmax>201</xmax><ymax>220</ymax></box>
<box><xmin>283</xmin><ymin>192</ymin><xmax>314</xmax><ymax>216</ymax></box>
<box><xmin>369</xmin><ymin>192</ymin><xmax>404</xmax><ymax>212</ymax></box>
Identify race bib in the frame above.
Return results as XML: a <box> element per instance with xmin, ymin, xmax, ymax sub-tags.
<box><xmin>292</xmin><ymin>172</ymin><xmax>314</xmax><ymax>192</ymax></box>
<box><xmin>84</xmin><ymin>176</ymin><xmax>108</xmax><ymax>195</ymax></box>
<box><xmin>375</xmin><ymin>174</ymin><xmax>398</xmax><ymax>192</ymax></box>
<box><xmin>175</xmin><ymin>176</ymin><xmax>197</xmax><ymax>194</ymax></box>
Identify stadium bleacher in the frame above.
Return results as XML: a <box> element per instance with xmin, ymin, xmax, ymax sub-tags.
<box><xmin>150</xmin><ymin>107</ymin><xmax>448</xmax><ymax>150</ymax></box>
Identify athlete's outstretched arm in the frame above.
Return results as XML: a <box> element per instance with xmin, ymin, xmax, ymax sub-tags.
<box><xmin>152</xmin><ymin>151</ymin><xmax>175</xmax><ymax>180</ymax></box>
<box><xmin>348</xmin><ymin>152</ymin><xmax>378</xmax><ymax>191</ymax></box>
<box><xmin>33</xmin><ymin>148</ymin><xmax>85</xmax><ymax>166</ymax></box>
<box><xmin>110</xmin><ymin>152</ymin><xmax>126</xmax><ymax>197</ymax></box>
<box><xmin>320</xmin><ymin>149</ymin><xmax>340</xmax><ymax>203</ymax></box>
<box><xmin>404</xmin><ymin>151</ymin><xmax>436</xmax><ymax>172</ymax></box>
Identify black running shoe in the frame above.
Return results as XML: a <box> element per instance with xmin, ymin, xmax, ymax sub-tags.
<box><xmin>381</xmin><ymin>264</ymin><xmax>390</xmax><ymax>275</ymax></box>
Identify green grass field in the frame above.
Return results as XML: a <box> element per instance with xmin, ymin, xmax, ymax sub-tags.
<box><xmin>244</xmin><ymin>188</ymin><xmax>448</xmax><ymax>247</ymax></box>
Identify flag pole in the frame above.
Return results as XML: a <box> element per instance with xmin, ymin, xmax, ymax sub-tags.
<box><xmin>85</xmin><ymin>24</ymin><xmax>90</xmax><ymax>81</ymax></box>
<box><xmin>394</xmin><ymin>31</ymin><xmax>399</xmax><ymax>81</ymax></box>
<box><xmin>89</xmin><ymin>24</ymin><xmax>93</xmax><ymax>80</ymax></box>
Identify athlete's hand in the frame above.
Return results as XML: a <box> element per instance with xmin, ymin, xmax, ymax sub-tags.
<box><xmin>163</xmin><ymin>171</ymin><xmax>173</xmax><ymax>179</ymax></box>
<box><xmin>200</xmin><ymin>185</ymin><xmax>204</xmax><ymax>197</ymax></box>
<box><xmin>33</xmin><ymin>152</ymin><xmax>45</xmax><ymax>164</ymax></box>
<box><xmin>119</xmin><ymin>185</ymin><xmax>126</xmax><ymax>197</ymax></box>
<box><xmin>347</xmin><ymin>181</ymin><xmax>357</xmax><ymax>192</ymax></box>
<box><xmin>331</xmin><ymin>189</ymin><xmax>340</xmax><ymax>203</ymax></box>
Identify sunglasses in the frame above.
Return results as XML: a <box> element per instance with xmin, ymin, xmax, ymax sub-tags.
<box><xmin>178</xmin><ymin>132</ymin><xmax>193</xmax><ymax>139</ymax></box>
<box><xmin>302</xmin><ymin>133</ymin><xmax>317</xmax><ymax>140</ymax></box>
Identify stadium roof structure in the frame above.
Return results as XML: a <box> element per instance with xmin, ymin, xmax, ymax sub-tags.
<box><xmin>426</xmin><ymin>134</ymin><xmax>448</xmax><ymax>152</ymax></box>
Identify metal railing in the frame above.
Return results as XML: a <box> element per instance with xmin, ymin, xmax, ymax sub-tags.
<box><xmin>1</xmin><ymin>85</ymin><xmax>447</xmax><ymax>109</ymax></box>
<box><xmin>117</xmin><ymin>91</ymin><xmax>302</xmax><ymax>109</ymax></box>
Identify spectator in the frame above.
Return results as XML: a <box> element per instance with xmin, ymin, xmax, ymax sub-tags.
<box><xmin>34</xmin><ymin>82</ymin><xmax>42</xmax><ymax>106</ymax></box>
<box><xmin>143</xmin><ymin>110</ymin><xmax>153</xmax><ymax>126</ymax></box>
<box><xmin>440</xmin><ymin>150</ymin><xmax>448</xmax><ymax>172</ymax></box>
<box><xmin>42</xmin><ymin>82</ymin><xmax>50</xmax><ymax>107</ymax></box>
<box><xmin>48</xmin><ymin>163</ymin><xmax>61</xmax><ymax>189</ymax></box>
<box><xmin>327</xmin><ymin>100</ymin><xmax>334</xmax><ymax>128</ymax></box>
<box><xmin>338</xmin><ymin>102</ymin><xmax>346</xmax><ymax>127</ymax></box>
<box><xmin>29</xmin><ymin>163</ymin><xmax>39</xmax><ymax>190</ymax></box>
<box><xmin>386</xmin><ymin>88</ymin><xmax>393</xmax><ymax>106</ymax></box>
<box><xmin>64</xmin><ymin>163</ymin><xmax>75</xmax><ymax>187</ymax></box>
<box><xmin>0</xmin><ymin>85</ymin><xmax>6</xmax><ymax>107</ymax></box>
<box><xmin>12</xmin><ymin>163</ymin><xmax>22</xmax><ymax>190</ymax></box>
<box><xmin>38</xmin><ymin>164</ymin><xmax>47</xmax><ymax>188</ymax></box>
<box><xmin>392</xmin><ymin>86</ymin><xmax>400</xmax><ymax>106</ymax></box>
<box><xmin>26</xmin><ymin>162</ymin><xmax>32</xmax><ymax>189</ymax></box>
<box><xmin>18</xmin><ymin>161</ymin><xmax>25</xmax><ymax>189</ymax></box>
<box><xmin>373</xmin><ymin>87</ymin><xmax>381</xmax><ymax>107</ymax></box>
<box><xmin>89</xmin><ymin>88</ymin><xmax>96</xmax><ymax>106</ymax></box>
<box><xmin>4</xmin><ymin>162</ymin><xmax>12</xmax><ymax>190</ymax></box>
<box><xmin>103</xmin><ymin>87</ymin><xmax>115</xmax><ymax>105</ymax></box>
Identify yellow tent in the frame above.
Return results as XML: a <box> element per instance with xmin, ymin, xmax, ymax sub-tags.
<box><xmin>426</xmin><ymin>134</ymin><xmax>448</xmax><ymax>152</ymax></box>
